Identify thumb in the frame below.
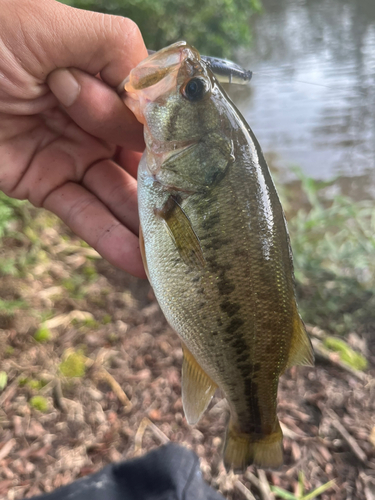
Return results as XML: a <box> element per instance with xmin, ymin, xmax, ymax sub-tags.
<box><xmin>47</xmin><ymin>67</ymin><xmax>145</xmax><ymax>151</ymax></box>
<box><xmin>4</xmin><ymin>0</ymin><xmax>148</xmax><ymax>93</ymax></box>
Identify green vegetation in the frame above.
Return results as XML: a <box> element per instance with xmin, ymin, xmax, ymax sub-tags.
<box><xmin>0</xmin><ymin>371</ymin><xmax>7</xmax><ymax>391</ymax></box>
<box><xmin>102</xmin><ymin>313</ymin><xmax>112</xmax><ymax>325</ymax></box>
<box><xmin>282</xmin><ymin>170</ymin><xmax>375</xmax><ymax>337</ymax></box>
<box><xmin>29</xmin><ymin>395</ymin><xmax>49</xmax><ymax>413</ymax></box>
<box><xmin>0</xmin><ymin>192</ymin><xmax>27</xmax><ymax>276</ymax></box>
<box><xmin>19</xmin><ymin>377</ymin><xmax>48</xmax><ymax>390</ymax></box>
<box><xmin>323</xmin><ymin>336</ymin><xmax>367</xmax><ymax>370</ymax></box>
<box><xmin>61</xmin><ymin>0</ymin><xmax>261</xmax><ymax>57</ymax></box>
<box><xmin>62</xmin><ymin>276</ymin><xmax>87</xmax><ymax>299</ymax></box>
<box><xmin>271</xmin><ymin>472</ymin><xmax>335</xmax><ymax>500</ymax></box>
<box><xmin>34</xmin><ymin>326</ymin><xmax>52</xmax><ymax>343</ymax></box>
<box><xmin>59</xmin><ymin>350</ymin><xmax>86</xmax><ymax>378</ymax></box>
<box><xmin>0</xmin><ymin>192</ymin><xmax>25</xmax><ymax>239</ymax></box>
<box><xmin>0</xmin><ymin>298</ymin><xmax>27</xmax><ymax>313</ymax></box>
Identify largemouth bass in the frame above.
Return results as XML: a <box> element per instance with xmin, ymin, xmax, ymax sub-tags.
<box><xmin>123</xmin><ymin>41</ymin><xmax>314</xmax><ymax>471</ymax></box>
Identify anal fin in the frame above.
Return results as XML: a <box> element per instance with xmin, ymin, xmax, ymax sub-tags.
<box><xmin>181</xmin><ymin>343</ymin><xmax>218</xmax><ymax>425</ymax></box>
<box><xmin>286</xmin><ymin>315</ymin><xmax>314</xmax><ymax>369</ymax></box>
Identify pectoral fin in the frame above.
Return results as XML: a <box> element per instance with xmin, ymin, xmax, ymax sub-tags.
<box><xmin>285</xmin><ymin>315</ymin><xmax>314</xmax><ymax>369</ymax></box>
<box><xmin>181</xmin><ymin>343</ymin><xmax>218</xmax><ymax>425</ymax></box>
<box><xmin>155</xmin><ymin>196</ymin><xmax>205</xmax><ymax>270</ymax></box>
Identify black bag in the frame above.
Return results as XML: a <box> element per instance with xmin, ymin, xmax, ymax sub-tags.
<box><xmin>30</xmin><ymin>443</ymin><xmax>225</xmax><ymax>500</ymax></box>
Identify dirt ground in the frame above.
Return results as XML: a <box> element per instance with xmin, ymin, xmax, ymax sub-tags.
<box><xmin>0</xmin><ymin>208</ymin><xmax>374</xmax><ymax>500</ymax></box>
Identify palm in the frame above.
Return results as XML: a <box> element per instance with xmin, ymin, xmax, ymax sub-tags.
<box><xmin>0</xmin><ymin>74</ymin><xmax>146</xmax><ymax>278</ymax></box>
<box><xmin>0</xmin><ymin>0</ymin><xmax>148</xmax><ymax>277</ymax></box>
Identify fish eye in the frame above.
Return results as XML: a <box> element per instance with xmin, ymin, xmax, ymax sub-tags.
<box><xmin>183</xmin><ymin>78</ymin><xmax>207</xmax><ymax>101</ymax></box>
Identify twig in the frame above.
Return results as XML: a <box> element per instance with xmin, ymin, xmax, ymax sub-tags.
<box><xmin>234</xmin><ymin>480</ymin><xmax>256</xmax><ymax>500</ymax></box>
<box><xmin>280</xmin><ymin>421</ymin><xmax>306</xmax><ymax>440</ymax></box>
<box><xmin>52</xmin><ymin>378</ymin><xmax>67</xmax><ymax>413</ymax></box>
<box><xmin>257</xmin><ymin>469</ymin><xmax>275</xmax><ymax>500</ymax></box>
<box><xmin>134</xmin><ymin>417</ymin><xmax>150</xmax><ymax>456</ymax></box>
<box><xmin>147</xmin><ymin>419</ymin><xmax>170</xmax><ymax>445</ymax></box>
<box><xmin>245</xmin><ymin>472</ymin><xmax>262</xmax><ymax>492</ymax></box>
<box><xmin>0</xmin><ymin>439</ymin><xmax>16</xmax><ymax>461</ymax></box>
<box><xmin>134</xmin><ymin>417</ymin><xmax>169</xmax><ymax>456</ymax></box>
<box><xmin>0</xmin><ymin>378</ymin><xmax>19</xmax><ymax>406</ymax></box>
<box><xmin>359</xmin><ymin>472</ymin><xmax>375</xmax><ymax>500</ymax></box>
<box><xmin>305</xmin><ymin>324</ymin><xmax>327</xmax><ymax>339</ymax></box>
<box><xmin>327</xmin><ymin>409</ymin><xmax>368</xmax><ymax>464</ymax></box>
<box><xmin>245</xmin><ymin>470</ymin><xmax>274</xmax><ymax>500</ymax></box>
<box><xmin>84</xmin><ymin>355</ymin><xmax>132</xmax><ymax>411</ymax></box>
<box><xmin>96</xmin><ymin>368</ymin><xmax>132</xmax><ymax>411</ymax></box>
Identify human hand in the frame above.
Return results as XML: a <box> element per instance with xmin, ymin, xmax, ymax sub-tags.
<box><xmin>0</xmin><ymin>0</ymin><xmax>148</xmax><ymax>278</ymax></box>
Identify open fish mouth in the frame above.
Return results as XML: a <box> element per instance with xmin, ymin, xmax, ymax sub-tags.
<box><xmin>121</xmin><ymin>42</ymin><xmax>205</xmax><ymax>125</ymax></box>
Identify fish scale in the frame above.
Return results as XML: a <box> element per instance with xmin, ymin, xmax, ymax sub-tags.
<box><xmin>125</xmin><ymin>41</ymin><xmax>314</xmax><ymax>471</ymax></box>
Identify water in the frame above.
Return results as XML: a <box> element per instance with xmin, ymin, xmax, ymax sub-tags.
<box><xmin>228</xmin><ymin>0</ymin><xmax>375</xmax><ymax>191</ymax></box>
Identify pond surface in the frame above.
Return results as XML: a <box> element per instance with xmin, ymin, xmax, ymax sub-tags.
<box><xmin>228</xmin><ymin>0</ymin><xmax>375</xmax><ymax>193</ymax></box>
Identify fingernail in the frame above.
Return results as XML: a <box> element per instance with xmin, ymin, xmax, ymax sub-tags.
<box><xmin>48</xmin><ymin>68</ymin><xmax>81</xmax><ymax>107</ymax></box>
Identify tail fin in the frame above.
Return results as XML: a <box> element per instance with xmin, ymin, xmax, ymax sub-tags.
<box><xmin>223</xmin><ymin>420</ymin><xmax>283</xmax><ymax>472</ymax></box>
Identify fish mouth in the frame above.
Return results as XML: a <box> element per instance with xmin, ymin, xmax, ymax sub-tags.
<box><xmin>122</xmin><ymin>42</ymin><xmax>201</xmax><ymax>124</ymax></box>
<box><xmin>118</xmin><ymin>42</ymin><xmax>199</xmax><ymax>94</ymax></box>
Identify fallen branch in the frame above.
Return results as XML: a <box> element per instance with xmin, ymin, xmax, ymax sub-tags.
<box><xmin>52</xmin><ymin>378</ymin><xmax>67</xmax><ymax>413</ymax></box>
<box><xmin>0</xmin><ymin>378</ymin><xmax>19</xmax><ymax>406</ymax></box>
<box><xmin>327</xmin><ymin>409</ymin><xmax>368</xmax><ymax>464</ymax></box>
<box><xmin>244</xmin><ymin>471</ymin><xmax>262</xmax><ymax>492</ymax></box>
<box><xmin>257</xmin><ymin>469</ymin><xmax>275</xmax><ymax>500</ymax></box>
<box><xmin>0</xmin><ymin>439</ymin><xmax>16</xmax><ymax>461</ymax></box>
<box><xmin>234</xmin><ymin>480</ymin><xmax>256</xmax><ymax>500</ymax></box>
<box><xmin>134</xmin><ymin>417</ymin><xmax>170</xmax><ymax>456</ymax></box>
<box><xmin>96</xmin><ymin>369</ymin><xmax>132</xmax><ymax>411</ymax></box>
<box><xmin>84</xmin><ymin>355</ymin><xmax>132</xmax><ymax>412</ymax></box>
<box><xmin>280</xmin><ymin>421</ymin><xmax>307</xmax><ymax>440</ymax></box>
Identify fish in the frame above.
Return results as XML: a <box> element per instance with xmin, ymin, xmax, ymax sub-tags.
<box><xmin>123</xmin><ymin>41</ymin><xmax>314</xmax><ymax>472</ymax></box>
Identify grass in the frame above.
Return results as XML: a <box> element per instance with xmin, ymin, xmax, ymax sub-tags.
<box><xmin>0</xmin><ymin>192</ymin><xmax>25</xmax><ymax>239</ymax></box>
<box><xmin>271</xmin><ymin>472</ymin><xmax>335</xmax><ymax>499</ymax></box>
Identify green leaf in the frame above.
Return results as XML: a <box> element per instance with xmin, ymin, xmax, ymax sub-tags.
<box><xmin>0</xmin><ymin>371</ymin><xmax>8</xmax><ymax>391</ymax></box>
<box><xmin>301</xmin><ymin>480</ymin><xmax>336</xmax><ymax>500</ymax></box>
<box><xmin>34</xmin><ymin>326</ymin><xmax>52</xmax><ymax>343</ymax></box>
<box><xmin>298</xmin><ymin>471</ymin><xmax>305</xmax><ymax>497</ymax></box>
<box><xmin>271</xmin><ymin>486</ymin><xmax>298</xmax><ymax>500</ymax></box>
<box><xmin>29</xmin><ymin>395</ymin><xmax>49</xmax><ymax>413</ymax></box>
<box><xmin>324</xmin><ymin>337</ymin><xmax>368</xmax><ymax>371</ymax></box>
